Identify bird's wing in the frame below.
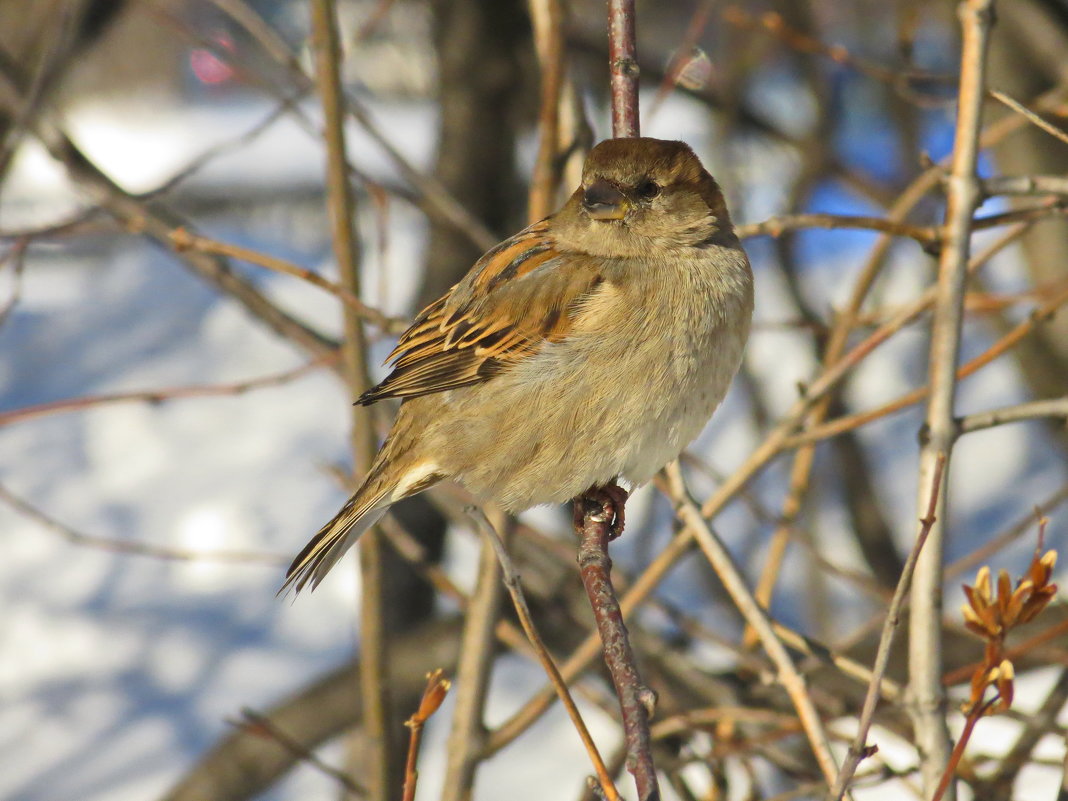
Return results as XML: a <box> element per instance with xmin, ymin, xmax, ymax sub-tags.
<box><xmin>359</xmin><ymin>218</ymin><xmax>606</xmax><ymax>404</ymax></box>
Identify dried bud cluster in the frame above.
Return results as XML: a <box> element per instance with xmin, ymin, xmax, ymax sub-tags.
<box><xmin>960</xmin><ymin>540</ymin><xmax>1058</xmax><ymax>715</ymax></box>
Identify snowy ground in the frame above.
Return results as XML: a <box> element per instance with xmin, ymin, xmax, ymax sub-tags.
<box><xmin>1</xmin><ymin>92</ymin><xmax>1065</xmax><ymax>801</ymax></box>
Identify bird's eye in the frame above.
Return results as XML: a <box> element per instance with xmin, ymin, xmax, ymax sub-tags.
<box><xmin>636</xmin><ymin>179</ymin><xmax>661</xmax><ymax>200</ymax></box>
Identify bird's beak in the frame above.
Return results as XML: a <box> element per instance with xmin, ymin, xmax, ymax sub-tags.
<box><xmin>582</xmin><ymin>179</ymin><xmax>628</xmax><ymax>220</ymax></box>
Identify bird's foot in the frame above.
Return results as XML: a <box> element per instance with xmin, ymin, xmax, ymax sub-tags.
<box><xmin>575</xmin><ymin>481</ymin><xmax>629</xmax><ymax>539</ymax></box>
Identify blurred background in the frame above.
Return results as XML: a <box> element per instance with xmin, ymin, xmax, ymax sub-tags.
<box><xmin>1</xmin><ymin>1</ymin><xmax>1066</xmax><ymax>799</ymax></box>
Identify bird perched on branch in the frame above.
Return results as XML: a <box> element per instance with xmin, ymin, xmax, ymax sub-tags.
<box><xmin>284</xmin><ymin>137</ymin><xmax>753</xmax><ymax>594</ymax></box>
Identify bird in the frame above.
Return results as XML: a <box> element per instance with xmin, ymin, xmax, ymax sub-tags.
<box><xmin>283</xmin><ymin>137</ymin><xmax>754</xmax><ymax>594</ymax></box>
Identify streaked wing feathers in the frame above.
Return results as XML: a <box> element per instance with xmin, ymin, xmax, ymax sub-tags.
<box><xmin>359</xmin><ymin>219</ymin><xmax>603</xmax><ymax>404</ymax></box>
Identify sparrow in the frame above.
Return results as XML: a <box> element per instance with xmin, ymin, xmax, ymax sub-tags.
<box><xmin>283</xmin><ymin>137</ymin><xmax>754</xmax><ymax>593</ymax></box>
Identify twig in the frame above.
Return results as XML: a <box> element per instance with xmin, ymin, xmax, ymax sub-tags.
<box><xmin>0</xmin><ymin>50</ymin><xmax>340</xmax><ymax>365</ymax></box>
<box><xmin>942</xmin><ymin>617</ymin><xmax>1068</xmax><ymax>686</ymax></box>
<box><xmin>169</xmin><ymin>228</ymin><xmax>401</xmax><ymax>332</ymax></box>
<box><xmin>956</xmin><ymin>396</ymin><xmax>1068</xmax><ymax>435</ymax></box>
<box><xmin>0</xmin><ymin>356</ymin><xmax>339</xmax><ymax>427</ymax></box>
<box><xmin>142</xmin><ymin>93</ymin><xmax>306</xmax><ymax>199</ymax></box>
<box><xmin>308</xmin><ymin>2</ymin><xmax>392</xmax><ymax>798</ymax></box>
<box><xmin>574</xmin><ymin>491</ymin><xmax>660</xmax><ymax>801</ymax></box>
<box><xmin>784</xmin><ymin>281</ymin><xmax>1068</xmax><ymax>448</ymax></box>
<box><xmin>975</xmin><ymin>667</ymin><xmax>1068</xmax><ymax>795</ymax></box>
<box><xmin>931</xmin><ymin>698</ymin><xmax>996</xmax><ymax>801</ymax></box>
<box><xmin>736</xmin><ymin>214</ymin><xmax>937</xmax><ymax>247</ymax></box>
<box><xmin>663</xmin><ymin>463</ymin><xmax>843</xmax><ymax>793</ymax></box>
<box><xmin>441</xmin><ymin>524</ymin><xmax>505</xmax><ymax>801</ymax></box>
<box><xmin>830</xmin><ymin>454</ymin><xmax>946</xmax><ymax>800</ymax></box>
<box><xmin>159</xmin><ymin>619</ymin><xmax>464</xmax><ymax>801</ymax></box>
<box><xmin>467</xmin><ymin>507</ymin><xmax>621</xmax><ymax>801</ymax></box>
<box><xmin>35</xmin><ymin>127</ymin><xmax>339</xmax><ymax>361</ymax></box>
<box><xmin>945</xmin><ymin>484</ymin><xmax>1068</xmax><ymax>581</ymax></box>
<box><xmin>527</xmin><ymin>0</ymin><xmax>566</xmax><ymax>221</ymax></box>
<box><xmin>990</xmin><ymin>89</ymin><xmax>1068</xmax><ymax>147</ymax></box>
<box><xmin>0</xmin><ymin>237</ymin><xmax>28</xmax><ymax>330</ymax></box>
<box><xmin>983</xmin><ymin>174</ymin><xmax>1068</xmax><ymax>197</ymax></box>
<box><xmin>402</xmin><ymin>670</ymin><xmax>452</xmax><ymax>801</ymax></box>
<box><xmin>237</xmin><ymin>709</ymin><xmax>366</xmax><ymax>797</ymax></box>
<box><xmin>607</xmin><ymin>0</ymin><xmax>640</xmax><ymax>138</ymax></box>
<box><xmin>208</xmin><ymin>0</ymin><xmax>498</xmax><ymax>253</ymax></box>
<box><xmin>0</xmin><ymin>482</ymin><xmax>288</xmax><ymax>565</ymax></box>
<box><xmin>908</xmin><ymin>3</ymin><xmax>994</xmax><ymax>798</ymax></box>
<box><xmin>720</xmin><ymin>4</ymin><xmax>957</xmax><ymax>106</ymax></box>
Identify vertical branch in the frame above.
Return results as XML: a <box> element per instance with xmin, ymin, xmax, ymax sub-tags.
<box><xmin>308</xmin><ymin>1</ymin><xmax>393</xmax><ymax>799</ymax></box>
<box><xmin>908</xmin><ymin>1</ymin><xmax>995</xmax><ymax>798</ymax></box>
<box><xmin>664</xmin><ymin>464</ymin><xmax>843</xmax><ymax>793</ymax></box>
<box><xmin>441</xmin><ymin>524</ymin><xmax>505</xmax><ymax>801</ymax></box>
<box><xmin>527</xmin><ymin>0</ymin><xmax>565</xmax><ymax>221</ymax></box>
<box><xmin>575</xmin><ymin>494</ymin><xmax>659</xmax><ymax>801</ymax></box>
<box><xmin>607</xmin><ymin>0</ymin><xmax>639</xmax><ymax>138</ymax></box>
<box><xmin>568</xmin><ymin>1</ymin><xmax>649</xmax><ymax>795</ymax></box>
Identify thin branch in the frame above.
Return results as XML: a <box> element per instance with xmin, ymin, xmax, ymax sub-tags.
<box><xmin>307</xmin><ymin>2</ymin><xmax>393</xmax><ymax>799</ymax></box>
<box><xmin>208</xmin><ymin>0</ymin><xmax>498</xmax><ymax>253</ymax></box>
<box><xmin>574</xmin><ymin>490</ymin><xmax>660</xmax><ymax>801</ymax></box>
<box><xmin>467</xmin><ymin>507</ymin><xmax>621</xmax><ymax>801</ymax></box>
<box><xmin>980</xmin><ymin>667</ymin><xmax>1068</xmax><ymax>793</ymax></box>
<box><xmin>37</xmin><ymin>127</ymin><xmax>339</xmax><ymax>361</ymax></box>
<box><xmin>720</xmin><ymin>4</ymin><xmax>957</xmax><ymax>106</ymax></box>
<box><xmin>402</xmin><ymin>670</ymin><xmax>452</xmax><ymax>801</ymax></box>
<box><xmin>784</xmin><ymin>256</ymin><xmax>1068</xmax><ymax>449</ymax></box>
<box><xmin>663</xmin><ymin>463</ymin><xmax>843</xmax><ymax>794</ymax></box>
<box><xmin>909</xmin><ymin>4</ymin><xmax>994</xmax><ymax>798</ymax></box>
<box><xmin>527</xmin><ymin>0</ymin><xmax>566</xmax><ymax>221</ymax></box>
<box><xmin>0</xmin><ymin>47</ymin><xmax>340</xmax><ymax>365</ymax></box>
<box><xmin>441</xmin><ymin>523</ymin><xmax>505</xmax><ymax>801</ymax></box>
<box><xmin>0</xmin><ymin>237</ymin><xmax>28</xmax><ymax>330</ymax></box>
<box><xmin>945</xmin><ymin>484</ymin><xmax>1068</xmax><ymax>581</ymax></box>
<box><xmin>0</xmin><ymin>482</ymin><xmax>288</xmax><ymax>565</ymax></box>
<box><xmin>736</xmin><ymin>214</ymin><xmax>937</xmax><ymax>247</ymax></box>
<box><xmin>830</xmin><ymin>454</ymin><xmax>946</xmax><ymax>800</ymax></box>
<box><xmin>957</xmin><ymin>396</ymin><xmax>1068</xmax><ymax>435</ymax></box>
<box><xmin>169</xmin><ymin>228</ymin><xmax>402</xmax><ymax>333</ymax></box>
<box><xmin>236</xmin><ymin>709</ymin><xmax>366</xmax><ymax>798</ymax></box>
<box><xmin>0</xmin><ymin>356</ymin><xmax>338</xmax><ymax>427</ymax></box>
<box><xmin>983</xmin><ymin>174</ymin><xmax>1068</xmax><ymax>197</ymax></box>
<box><xmin>607</xmin><ymin>0</ymin><xmax>640</xmax><ymax>137</ymax></box>
<box><xmin>990</xmin><ymin>88</ymin><xmax>1068</xmax><ymax>147</ymax></box>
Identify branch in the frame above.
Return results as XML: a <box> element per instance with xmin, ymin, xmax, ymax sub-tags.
<box><xmin>236</xmin><ymin>709</ymin><xmax>365</xmax><ymax>798</ymax></box>
<box><xmin>468</xmin><ymin>507</ymin><xmax>621</xmax><ymax>801</ymax></box>
<box><xmin>990</xmin><ymin>88</ymin><xmax>1068</xmax><ymax>147</ymax></box>
<box><xmin>157</xmin><ymin>619</ymin><xmax>464</xmax><ymax>801</ymax></box>
<box><xmin>307</xmin><ymin>2</ymin><xmax>392</xmax><ymax>799</ymax></box>
<box><xmin>957</xmin><ymin>396</ymin><xmax>1068</xmax><ymax>435</ymax></box>
<box><xmin>830</xmin><ymin>455</ymin><xmax>946</xmax><ymax>799</ymax></box>
<box><xmin>169</xmin><ymin>228</ymin><xmax>402</xmax><ymax>333</ymax></box>
<box><xmin>441</xmin><ymin>526</ymin><xmax>504</xmax><ymax>800</ymax></box>
<box><xmin>527</xmin><ymin>0</ymin><xmax>566</xmax><ymax>220</ymax></box>
<box><xmin>574</xmin><ymin>489</ymin><xmax>659</xmax><ymax>801</ymax></box>
<box><xmin>0</xmin><ymin>482</ymin><xmax>288</xmax><ymax>566</ymax></box>
<box><xmin>909</xmin><ymin>3</ymin><xmax>994</xmax><ymax>798</ymax></box>
<box><xmin>663</xmin><ymin>463</ymin><xmax>843</xmax><ymax>794</ymax></box>
<box><xmin>607</xmin><ymin>0</ymin><xmax>639</xmax><ymax>137</ymax></box>
<box><xmin>0</xmin><ymin>356</ymin><xmax>337</xmax><ymax>427</ymax></box>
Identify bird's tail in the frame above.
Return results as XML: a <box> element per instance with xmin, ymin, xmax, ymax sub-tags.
<box><xmin>280</xmin><ymin>458</ymin><xmax>442</xmax><ymax>596</ymax></box>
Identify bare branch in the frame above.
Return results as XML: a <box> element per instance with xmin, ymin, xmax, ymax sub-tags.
<box><xmin>607</xmin><ymin>0</ymin><xmax>639</xmax><ymax>137</ymax></box>
<box><xmin>909</xmin><ymin>4</ymin><xmax>995</xmax><ymax>797</ymax></box>
<box><xmin>0</xmin><ymin>482</ymin><xmax>288</xmax><ymax>566</ymax></box>
<box><xmin>307</xmin><ymin>1</ymin><xmax>392</xmax><ymax>797</ymax></box>
<box><xmin>663</xmin><ymin>463</ymin><xmax>843</xmax><ymax>794</ymax></box>
<box><xmin>467</xmin><ymin>507</ymin><xmax>621</xmax><ymax>801</ymax></box>
<box><xmin>831</xmin><ymin>455</ymin><xmax>946</xmax><ymax>799</ymax></box>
